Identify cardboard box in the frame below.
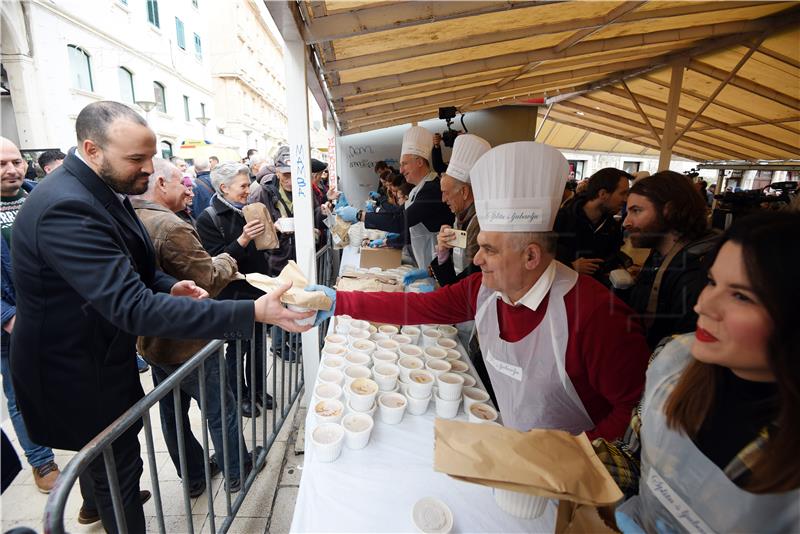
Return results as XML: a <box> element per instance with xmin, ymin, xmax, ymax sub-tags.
<box><xmin>359</xmin><ymin>247</ymin><xmax>402</xmax><ymax>269</ymax></box>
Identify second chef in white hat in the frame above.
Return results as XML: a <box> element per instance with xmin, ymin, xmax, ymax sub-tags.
<box><xmin>315</xmin><ymin>141</ymin><xmax>650</xmax><ymax>441</ymax></box>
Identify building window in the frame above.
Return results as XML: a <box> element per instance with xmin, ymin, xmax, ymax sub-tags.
<box><xmin>623</xmin><ymin>161</ymin><xmax>641</xmax><ymax>174</ymax></box>
<box><xmin>118</xmin><ymin>67</ymin><xmax>135</xmax><ymax>103</ymax></box>
<box><xmin>175</xmin><ymin>17</ymin><xmax>185</xmax><ymax>49</ymax></box>
<box><xmin>160</xmin><ymin>140</ymin><xmax>173</xmax><ymax>159</ymax></box>
<box><xmin>153</xmin><ymin>81</ymin><xmax>166</xmax><ymax>113</ymax></box>
<box><xmin>566</xmin><ymin>160</ymin><xmax>586</xmax><ymax>181</ymax></box>
<box><xmin>183</xmin><ymin>95</ymin><xmax>190</xmax><ymax>121</ymax></box>
<box><xmin>193</xmin><ymin>33</ymin><xmax>202</xmax><ymax>60</ymax></box>
<box><xmin>147</xmin><ymin>0</ymin><xmax>160</xmax><ymax>28</ymax></box>
<box><xmin>67</xmin><ymin>45</ymin><xmax>94</xmax><ymax>92</ymax></box>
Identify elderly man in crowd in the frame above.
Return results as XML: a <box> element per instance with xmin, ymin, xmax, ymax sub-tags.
<box><xmin>10</xmin><ymin>101</ymin><xmax>312</xmax><ymax>532</ymax></box>
<box><xmin>132</xmin><ymin>158</ymin><xmax>253</xmax><ymax>498</ymax></box>
<box><xmin>311</xmin><ymin>142</ymin><xmax>650</xmax><ymax>441</ymax></box>
<box><xmin>192</xmin><ymin>156</ymin><xmax>216</xmax><ymax>218</ymax></box>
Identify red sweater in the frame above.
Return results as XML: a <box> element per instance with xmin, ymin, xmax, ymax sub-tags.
<box><xmin>337</xmin><ymin>272</ymin><xmax>649</xmax><ymax>440</ymax></box>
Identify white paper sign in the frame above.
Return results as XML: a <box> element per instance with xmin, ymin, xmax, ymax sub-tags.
<box><xmin>485</xmin><ymin>350</ymin><xmax>523</xmax><ymax>382</ymax></box>
<box><xmin>646</xmin><ymin>470</ymin><xmax>715</xmax><ymax>534</ymax></box>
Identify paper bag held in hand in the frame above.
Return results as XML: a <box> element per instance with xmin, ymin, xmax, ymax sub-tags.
<box><xmin>242</xmin><ymin>203</ymin><xmax>279</xmax><ymax>250</ymax></box>
<box><xmin>243</xmin><ymin>261</ymin><xmax>333</xmax><ymax>311</ymax></box>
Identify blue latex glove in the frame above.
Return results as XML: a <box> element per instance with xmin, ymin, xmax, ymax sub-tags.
<box><xmin>403</xmin><ymin>268</ymin><xmax>429</xmax><ymax>286</ymax></box>
<box><xmin>385</xmin><ymin>232</ymin><xmax>400</xmax><ymax>241</ymax></box>
<box><xmin>368</xmin><ymin>238</ymin><xmax>385</xmax><ymax>248</ymax></box>
<box><xmin>614</xmin><ymin>510</ymin><xmax>645</xmax><ymax>534</ymax></box>
<box><xmin>335</xmin><ymin>206</ymin><xmax>359</xmax><ymax>223</ymax></box>
<box><xmin>305</xmin><ymin>284</ymin><xmax>336</xmax><ymax>328</ymax></box>
<box><xmin>364</xmin><ymin>201</ymin><xmax>375</xmax><ymax>213</ymax></box>
<box><xmin>335</xmin><ymin>192</ymin><xmax>349</xmax><ymax>209</ymax></box>
<box><xmin>417</xmin><ymin>283</ymin><xmax>435</xmax><ymax>293</ymax></box>
<box><xmin>369</xmin><ymin>191</ymin><xmax>381</xmax><ymax>201</ymax></box>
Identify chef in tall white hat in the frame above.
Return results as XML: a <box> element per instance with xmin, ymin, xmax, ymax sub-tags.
<box><xmin>336</xmin><ymin>125</ymin><xmax>452</xmax><ymax>270</ymax></box>
<box><xmin>315</xmin><ymin>141</ymin><xmax>650</xmax><ymax>441</ymax></box>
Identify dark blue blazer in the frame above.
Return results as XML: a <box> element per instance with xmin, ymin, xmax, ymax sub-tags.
<box><xmin>10</xmin><ymin>154</ymin><xmax>254</xmax><ymax>450</ymax></box>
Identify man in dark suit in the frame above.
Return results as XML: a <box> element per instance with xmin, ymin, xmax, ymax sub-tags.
<box><xmin>10</xmin><ymin>101</ymin><xmax>312</xmax><ymax>533</ymax></box>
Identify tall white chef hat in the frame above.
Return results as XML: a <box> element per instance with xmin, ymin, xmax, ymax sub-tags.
<box><xmin>445</xmin><ymin>134</ymin><xmax>491</xmax><ymax>184</ymax></box>
<box><xmin>400</xmin><ymin>126</ymin><xmax>434</xmax><ymax>162</ymax></box>
<box><xmin>470</xmin><ymin>141</ymin><xmax>569</xmax><ymax>232</ymax></box>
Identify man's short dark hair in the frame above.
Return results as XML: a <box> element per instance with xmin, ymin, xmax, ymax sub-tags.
<box><xmin>38</xmin><ymin>150</ymin><xmax>66</xmax><ymax>171</ymax></box>
<box><xmin>374</xmin><ymin>161</ymin><xmax>389</xmax><ymax>172</ymax></box>
<box><xmin>75</xmin><ymin>101</ymin><xmax>148</xmax><ymax>147</ymax></box>
<box><xmin>247</xmin><ymin>149</ymin><xmax>258</xmax><ymax>157</ymax></box>
<box><xmin>585</xmin><ymin>167</ymin><xmax>633</xmax><ymax>200</ymax></box>
<box><xmin>630</xmin><ymin>171</ymin><xmax>709</xmax><ymax>241</ymax></box>
<box><xmin>209</xmin><ymin>155</ymin><xmax>219</xmax><ymax>162</ymax></box>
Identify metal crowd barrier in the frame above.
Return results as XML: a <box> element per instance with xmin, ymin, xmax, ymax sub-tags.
<box><xmin>42</xmin><ymin>244</ymin><xmax>338</xmax><ymax>534</ymax></box>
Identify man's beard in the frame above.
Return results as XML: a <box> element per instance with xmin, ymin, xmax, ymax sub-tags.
<box><xmin>98</xmin><ymin>158</ymin><xmax>149</xmax><ymax>195</ymax></box>
<box><xmin>628</xmin><ymin>218</ymin><xmax>668</xmax><ymax>249</ymax></box>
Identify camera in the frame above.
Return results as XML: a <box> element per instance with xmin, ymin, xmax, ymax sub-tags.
<box><xmin>438</xmin><ymin>106</ymin><xmax>467</xmax><ymax>148</ymax></box>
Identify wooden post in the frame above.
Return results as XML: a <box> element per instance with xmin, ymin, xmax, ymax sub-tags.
<box><xmin>659</xmin><ymin>62</ymin><xmax>685</xmax><ymax>171</ymax></box>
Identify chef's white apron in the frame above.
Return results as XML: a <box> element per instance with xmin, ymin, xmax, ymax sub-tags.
<box><xmin>617</xmin><ymin>335</ymin><xmax>800</xmax><ymax>533</ymax></box>
<box><xmin>474</xmin><ymin>261</ymin><xmax>594</xmax><ymax>433</ymax></box>
<box><xmin>405</xmin><ymin>172</ymin><xmax>439</xmax><ymax>269</ymax></box>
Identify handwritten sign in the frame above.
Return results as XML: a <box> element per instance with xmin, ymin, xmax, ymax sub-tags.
<box><xmin>485</xmin><ymin>208</ymin><xmax>544</xmax><ymax>226</ymax></box>
<box><xmin>646</xmin><ymin>470</ymin><xmax>715</xmax><ymax>534</ymax></box>
<box><xmin>485</xmin><ymin>350</ymin><xmax>523</xmax><ymax>381</ymax></box>
<box><xmin>293</xmin><ymin>144</ymin><xmax>307</xmax><ymax>198</ymax></box>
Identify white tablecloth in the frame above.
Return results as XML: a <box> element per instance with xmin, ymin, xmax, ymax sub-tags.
<box><xmin>290</xmin><ymin>245</ymin><xmax>557</xmax><ymax>533</ymax></box>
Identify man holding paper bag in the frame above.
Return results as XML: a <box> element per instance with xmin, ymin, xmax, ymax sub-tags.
<box><xmin>310</xmin><ymin>142</ymin><xmax>649</xmax><ymax>440</ymax></box>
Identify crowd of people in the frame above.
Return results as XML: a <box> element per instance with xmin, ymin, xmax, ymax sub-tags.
<box><xmin>1</xmin><ymin>100</ymin><xmax>798</xmax><ymax>533</ymax></box>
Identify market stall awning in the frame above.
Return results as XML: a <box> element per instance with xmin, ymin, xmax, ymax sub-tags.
<box><xmin>267</xmin><ymin>1</ymin><xmax>800</xmax><ymax>162</ymax></box>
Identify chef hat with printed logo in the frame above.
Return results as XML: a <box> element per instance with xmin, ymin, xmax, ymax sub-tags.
<box><xmin>470</xmin><ymin>142</ymin><xmax>569</xmax><ymax>232</ymax></box>
<box><xmin>445</xmin><ymin>134</ymin><xmax>491</xmax><ymax>184</ymax></box>
<box><xmin>400</xmin><ymin>126</ymin><xmax>434</xmax><ymax>162</ymax></box>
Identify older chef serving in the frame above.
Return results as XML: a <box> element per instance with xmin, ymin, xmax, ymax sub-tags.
<box><xmin>337</xmin><ymin>126</ymin><xmax>452</xmax><ymax>269</ymax></box>
<box><xmin>312</xmin><ymin>142</ymin><xmax>650</xmax><ymax>440</ymax></box>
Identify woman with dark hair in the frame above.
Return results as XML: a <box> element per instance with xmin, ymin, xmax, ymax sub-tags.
<box><xmin>597</xmin><ymin>211</ymin><xmax>800</xmax><ymax>532</ymax></box>
<box><xmin>623</xmin><ymin>171</ymin><xmax>719</xmax><ymax>348</ymax></box>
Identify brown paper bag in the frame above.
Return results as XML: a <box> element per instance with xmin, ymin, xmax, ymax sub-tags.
<box><xmin>555</xmin><ymin>501</ymin><xmax>618</xmax><ymax>533</ymax></box>
<box><xmin>433</xmin><ymin>420</ymin><xmax>623</xmax><ymax>506</ymax></box>
<box><xmin>242</xmin><ymin>203</ymin><xmax>279</xmax><ymax>250</ymax></box>
<box><xmin>331</xmin><ymin>216</ymin><xmax>351</xmax><ymax>247</ymax></box>
<box><xmin>243</xmin><ymin>261</ymin><xmax>333</xmax><ymax>310</ymax></box>
<box><xmin>335</xmin><ymin>272</ymin><xmax>403</xmax><ymax>293</ymax></box>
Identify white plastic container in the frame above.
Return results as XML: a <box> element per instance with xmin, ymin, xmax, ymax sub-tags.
<box><xmin>398</xmin><ymin>344</ymin><xmax>424</xmax><ymax>360</ymax></box>
<box><xmin>406</xmin><ymin>392</ymin><xmax>432</xmax><ymax>416</ymax></box>
<box><xmin>372</xmin><ymin>350</ymin><xmax>398</xmax><ymax>367</ymax></box>
<box><xmin>412</xmin><ymin>497</ymin><xmax>453</xmax><ymax>534</ymax></box>
<box><xmin>313</xmin><ymin>398</ymin><xmax>344</xmax><ymax>425</ymax></box>
<box><xmin>375</xmin><ymin>339</ymin><xmax>400</xmax><ymax>354</ymax></box>
<box><xmin>377</xmin><ymin>324</ymin><xmax>399</xmax><ymax>336</ymax></box>
<box><xmin>423</xmin><ymin>346</ymin><xmax>448</xmax><ymax>361</ymax></box>
<box><xmin>435</xmin><ymin>393</ymin><xmax>461</xmax><ymax>419</ymax></box>
<box><xmin>425</xmin><ymin>359</ymin><xmax>452</xmax><ymax>378</ymax></box>
<box><xmin>407</xmin><ymin>369</ymin><xmax>435</xmax><ymax>399</ymax></box>
<box><xmin>346</xmin><ymin>397</ymin><xmax>377</xmax><ymax>417</ymax></box>
<box><xmin>391</xmin><ymin>334</ymin><xmax>412</xmax><ymax>346</ymax></box>
<box><xmin>342</xmin><ymin>413</ymin><xmax>374</xmax><ymax>450</ymax></box>
<box><xmin>436</xmin><ymin>372</ymin><xmax>464</xmax><ymax>401</ymax></box>
<box><xmin>317</xmin><ymin>368</ymin><xmax>344</xmax><ymax>387</ymax></box>
<box><xmin>321</xmin><ymin>344</ymin><xmax>347</xmax><ymax>358</ymax></box>
<box><xmin>460</xmin><ymin>374</ymin><xmax>477</xmax><ymax>388</ymax></box>
<box><xmin>345</xmin><ymin>351</ymin><xmax>372</xmax><ymax>368</ymax></box>
<box><xmin>324</xmin><ymin>333</ymin><xmax>348</xmax><ymax>347</ymax></box>
<box><xmin>378</xmin><ymin>392</ymin><xmax>407</xmax><ymax>425</ymax></box>
<box><xmin>493</xmin><ymin>489</ymin><xmax>549</xmax><ymax>519</ymax></box>
<box><xmin>435</xmin><ymin>338</ymin><xmax>458</xmax><ymax>351</ymax></box>
<box><xmin>398</xmin><ymin>356</ymin><xmax>424</xmax><ymax>382</ymax></box>
<box><xmin>287</xmin><ymin>304</ymin><xmax>316</xmax><ymax>326</ymax></box>
<box><xmin>314</xmin><ymin>382</ymin><xmax>343</xmax><ymax>403</ymax></box>
<box><xmin>421</xmin><ymin>328</ymin><xmax>442</xmax><ymax>347</ymax></box>
<box><xmin>400</xmin><ymin>326</ymin><xmax>421</xmax><ymax>344</ymax></box>
<box><xmin>444</xmin><ymin>349</ymin><xmax>462</xmax><ymax>362</ymax></box>
<box><xmin>437</xmin><ymin>325</ymin><xmax>459</xmax><ymax>340</ymax></box>
<box><xmin>372</xmin><ymin>363</ymin><xmax>400</xmax><ymax>392</ymax></box>
<box><xmin>350</xmin><ymin>319</ymin><xmax>370</xmax><ymax>331</ymax></box>
<box><xmin>349</xmin><ymin>339</ymin><xmax>376</xmax><ymax>356</ymax></box>
<box><xmin>449</xmin><ymin>360</ymin><xmax>470</xmax><ymax>374</ymax></box>
<box><xmin>348</xmin><ymin>377</ymin><xmax>379</xmax><ymax>412</ymax></box>
<box><xmin>462</xmin><ymin>386</ymin><xmax>490</xmax><ymax>411</ymax></box>
<box><xmin>343</xmin><ymin>365</ymin><xmax>371</xmax><ymax>388</ymax></box>
<box><xmin>468</xmin><ymin>403</ymin><xmax>498</xmax><ymax>424</ymax></box>
<box><xmin>311</xmin><ymin>423</ymin><xmax>345</xmax><ymax>463</ymax></box>
<box><xmin>347</xmin><ymin>329</ymin><xmax>371</xmax><ymax>343</ymax></box>
<box><xmin>321</xmin><ymin>356</ymin><xmax>346</xmax><ymax>372</ymax></box>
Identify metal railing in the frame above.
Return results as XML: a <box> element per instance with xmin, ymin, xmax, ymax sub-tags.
<box><xmin>42</xmin><ymin>244</ymin><xmax>338</xmax><ymax>534</ymax></box>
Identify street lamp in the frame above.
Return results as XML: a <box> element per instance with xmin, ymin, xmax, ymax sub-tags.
<box><xmin>196</xmin><ymin>116</ymin><xmax>211</xmax><ymax>140</ymax></box>
<box><xmin>136</xmin><ymin>100</ymin><xmax>157</xmax><ymax>121</ymax></box>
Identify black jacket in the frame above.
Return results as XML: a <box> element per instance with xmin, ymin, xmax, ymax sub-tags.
<box><xmin>10</xmin><ymin>155</ymin><xmax>253</xmax><ymax>450</ymax></box>
<box><xmin>553</xmin><ymin>194</ymin><xmax>625</xmax><ymax>279</ymax></box>
<box><xmin>364</xmin><ymin>176</ymin><xmax>452</xmax><ymax>242</ymax></box>
<box><xmin>626</xmin><ymin>232</ymin><xmax>720</xmax><ymax>349</ymax></box>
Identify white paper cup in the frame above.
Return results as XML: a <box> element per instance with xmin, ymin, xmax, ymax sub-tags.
<box><xmin>324</xmin><ymin>333</ymin><xmax>348</xmax><ymax>347</ymax></box>
<box><xmin>372</xmin><ymin>364</ymin><xmax>400</xmax><ymax>392</ymax></box>
<box><xmin>375</xmin><ymin>339</ymin><xmax>400</xmax><ymax>354</ymax></box>
<box><xmin>314</xmin><ymin>382</ymin><xmax>343</xmax><ymax>403</ymax></box>
<box><xmin>407</xmin><ymin>369</ymin><xmax>435</xmax><ymax>398</ymax></box>
<box><xmin>406</xmin><ymin>392</ymin><xmax>431</xmax><ymax>415</ymax></box>
<box><xmin>370</xmin><ymin>332</ymin><xmax>390</xmax><ymax>342</ymax></box>
<box><xmin>398</xmin><ymin>356</ymin><xmax>424</xmax><ymax>382</ymax></box>
<box><xmin>391</xmin><ymin>334</ymin><xmax>412</xmax><ymax>346</ymax></box>
<box><xmin>436</xmin><ymin>338</ymin><xmax>458</xmax><ymax>351</ymax></box>
<box><xmin>311</xmin><ymin>423</ymin><xmax>344</xmax><ymax>463</ymax></box>
<box><xmin>494</xmin><ymin>489</ymin><xmax>548</xmax><ymax>519</ymax></box>
<box><xmin>367</xmin><ymin>325</ymin><xmax>378</xmax><ymax>334</ymax></box>
<box><xmin>287</xmin><ymin>304</ymin><xmax>316</xmax><ymax>326</ymax></box>
<box><xmin>342</xmin><ymin>413</ymin><xmax>374</xmax><ymax>450</ymax></box>
<box><xmin>445</xmin><ymin>349</ymin><xmax>462</xmax><ymax>362</ymax></box>
<box><xmin>421</xmin><ymin>328</ymin><xmax>442</xmax><ymax>347</ymax></box>
<box><xmin>425</xmin><ymin>359</ymin><xmax>452</xmax><ymax>377</ymax></box>
<box><xmin>377</xmin><ymin>324</ymin><xmax>399</xmax><ymax>336</ymax></box>
<box><xmin>372</xmin><ymin>350</ymin><xmax>398</xmax><ymax>367</ymax></box>
<box><xmin>398</xmin><ymin>344</ymin><xmax>424</xmax><ymax>360</ymax></box>
<box><xmin>400</xmin><ymin>326</ymin><xmax>421</xmax><ymax>344</ymax></box>
<box><xmin>350</xmin><ymin>319</ymin><xmax>370</xmax><ymax>331</ymax></box>
<box><xmin>345</xmin><ymin>352</ymin><xmax>372</xmax><ymax>368</ymax></box>
<box><xmin>313</xmin><ymin>398</ymin><xmax>344</xmax><ymax>425</ymax></box>
<box><xmin>336</xmin><ymin>315</ymin><xmax>352</xmax><ymax>325</ymax></box>
<box><xmin>343</xmin><ymin>365</ymin><xmax>371</xmax><ymax>387</ymax></box>
<box><xmin>449</xmin><ymin>360</ymin><xmax>470</xmax><ymax>374</ymax></box>
<box><xmin>346</xmin><ymin>397</ymin><xmax>377</xmax><ymax>417</ymax></box>
<box><xmin>321</xmin><ymin>356</ymin><xmax>346</xmax><ymax>372</ymax></box>
<box><xmin>317</xmin><ymin>368</ymin><xmax>344</xmax><ymax>387</ymax></box>
<box><xmin>348</xmin><ymin>329</ymin><xmax>371</xmax><ymax>343</ymax></box>
<box><xmin>423</xmin><ymin>346</ymin><xmax>448</xmax><ymax>361</ymax></box>
<box><xmin>437</xmin><ymin>325</ymin><xmax>459</xmax><ymax>339</ymax></box>
<box><xmin>461</xmin><ymin>374</ymin><xmax>477</xmax><ymax>388</ymax></box>
<box><xmin>348</xmin><ymin>377</ymin><xmax>379</xmax><ymax>411</ymax></box>
<box><xmin>378</xmin><ymin>392</ymin><xmax>407</xmax><ymax>425</ymax></box>
<box><xmin>468</xmin><ymin>403</ymin><xmax>498</xmax><ymax>424</ymax></box>
<box><xmin>435</xmin><ymin>393</ymin><xmax>461</xmax><ymax>419</ymax></box>
<box><xmin>463</xmin><ymin>387</ymin><xmax>491</xmax><ymax>411</ymax></box>
<box><xmin>349</xmin><ymin>339</ymin><xmax>376</xmax><ymax>356</ymax></box>
<box><xmin>436</xmin><ymin>372</ymin><xmax>464</xmax><ymax>401</ymax></box>
<box><xmin>335</xmin><ymin>322</ymin><xmax>352</xmax><ymax>335</ymax></box>
<box><xmin>321</xmin><ymin>344</ymin><xmax>347</xmax><ymax>358</ymax></box>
